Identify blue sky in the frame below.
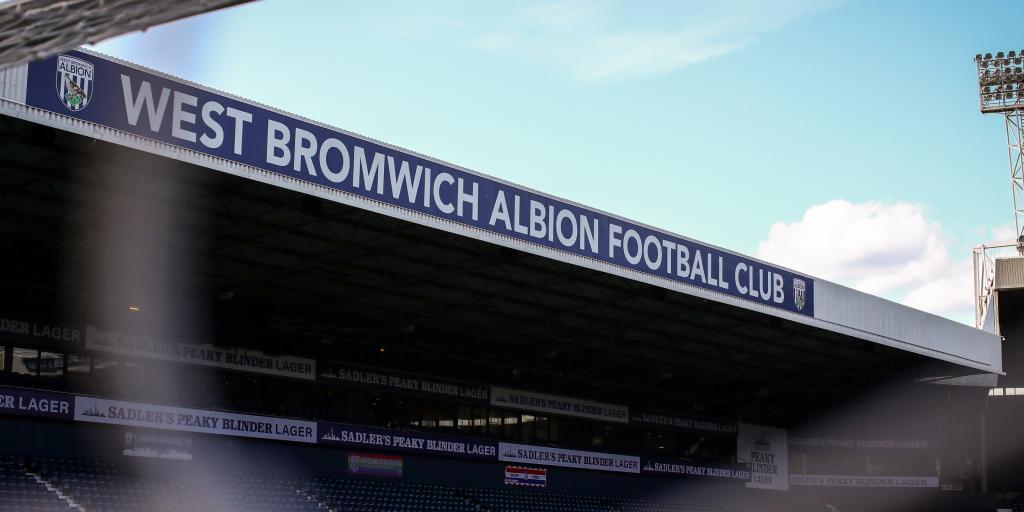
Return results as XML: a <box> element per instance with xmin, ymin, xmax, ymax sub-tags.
<box><xmin>91</xmin><ymin>0</ymin><xmax>1024</xmax><ymax>323</ymax></box>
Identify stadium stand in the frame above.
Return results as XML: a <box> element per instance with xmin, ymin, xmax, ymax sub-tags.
<box><xmin>23</xmin><ymin>454</ymin><xmax>319</xmax><ymax>512</ymax></box>
<box><xmin>303</xmin><ymin>478</ymin><xmax>476</xmax><ymax>511</ymax></box>
<box><xmin>458</xmin><ymin>487</ymin><xmax>734</xmax><ymax>512</ymax></box>
<box><xmin>460</xmin><ymin>487</ymin><xmax>610</xmax><ymax>512</ymax></box>
<box><xmin>0</xmin><ymin>33</ymin><xmax>1008</xmax><ymax>512</ymax></box>
<box><xmin>0</xmin><ymin>453</ymin><xmax>752</xmax><ymax>512</ymax></box>
<box><xmin>0</xmin><ymin>455</ymin><xmax>74</xmax><ymax>511</ymax></box>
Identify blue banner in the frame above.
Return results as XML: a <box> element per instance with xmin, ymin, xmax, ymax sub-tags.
<box><xmin>0</xmin><ymin>386</ymin><xmax>74</xmax><ymax>420</ymax></box>
<box><xmin>28</xmin><ymin>50</ymin><xmax>814</xmax><ymax>316</ymax></box>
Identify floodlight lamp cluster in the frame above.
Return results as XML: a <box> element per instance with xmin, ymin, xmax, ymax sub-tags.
<box><xmin>976</xmin><ymin>50</ymin><xmax>1024</xmax><ymax>113</ymax></box>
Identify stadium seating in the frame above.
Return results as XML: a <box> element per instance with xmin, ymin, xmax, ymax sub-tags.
<box><xmin>0</xmin><ymin>455</ymin><xmax>74</xmax><ymax>511</ymax></box>
<box><xmin>461</xmin><ymin>487</ymin><xmax>610</xmax><ymax>512</ymax></box>
<box><xmin>302</xmin><ymin>477</ymin><xmax>477</xmax><ymax>511</ymax></box>
<box><xmin>302</xmin><ymin>479</ymin><xmax>739</xmax><ymax>512</ymax></box>
<box><xmin>1</xmin><ymin>454</ymin><xmax>742</xmax><ymax>512</ymax></box>
<box><xmin>24</xmin><ymin>456</ymin><xmax>320</xmax><ymax>512</ymax></box>
<box><xmin>604</xmin><ymin>496</ymin><xmax>726</xmax><ymax>512</ymax></box>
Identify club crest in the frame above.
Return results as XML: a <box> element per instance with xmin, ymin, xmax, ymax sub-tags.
<box><xmin>793</xmin><ymin>278</ymin><xmax>806</xmax><ymax>311</ymax></box>
<box><xmin>55</xmin><ymin>54</ymin><xmax>94</xmax><ymax>112</ymax></box>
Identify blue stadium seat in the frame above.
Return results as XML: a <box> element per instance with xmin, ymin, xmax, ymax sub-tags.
<box><xmin>0</xmin><ymin>454</ymin><xmax>742</xmax><ymax>512</ymax></box>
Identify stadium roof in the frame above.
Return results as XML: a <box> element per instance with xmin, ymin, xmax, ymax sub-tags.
<box><xmin>0</xmin><ymin>0</ymin><xmax>252</xmax><ymax>70</ymax></box>
<box><xmin>0</xmin><ymin>48</ymin><xmax>1003</xmax><ymax>424</ymax></box>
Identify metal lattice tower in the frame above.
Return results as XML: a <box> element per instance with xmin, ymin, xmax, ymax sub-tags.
<box><xmin>1006</xmin><ymin>109</ymin><xmax>1024</xmax><ymax>254</ymax></box>
<box><xmin>976</xmin><ymin>50</ymin><xmax>1024</xmax><ymax>255</ymax></box>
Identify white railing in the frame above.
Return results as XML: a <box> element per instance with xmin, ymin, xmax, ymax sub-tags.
<box><xmin>973</xmin><ymin>240</ymin><xmax>1018</xmax><ymax>328</ymax></box>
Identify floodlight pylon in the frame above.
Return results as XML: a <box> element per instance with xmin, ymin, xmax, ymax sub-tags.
<box><xmin>976</xmin><ymin>50</ymin><xmax>1024</xmax><ymax>255</ymax></box>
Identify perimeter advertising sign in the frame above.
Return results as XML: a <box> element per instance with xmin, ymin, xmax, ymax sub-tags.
<box><xmin>0</xmin><ymin>317</ymin><xmax>81</xmax><ymax>345</ymax></box>
<box><xmin>505</xmin><ymin>466</ymin><xmax>547</xmax><ymax>487</ymax></box>
<box><xmin>74</xmin><ymin>396</ymin><xmax>316</xmax><ymax>443</ymax></box>
<box><xmin>491</xmin><ymin>386</ymin><xmax>628</xmax><ymax>424</ymax></box>
<box><xmin>347</xmin><ymin>452</ymin><xmax>403</xmax><ymax>478</ymax></box>
<box><xmin>85</xmin><ymin>326</ymin><xmax>316</xmax><ymax>380</ymax></box>
<box><xmin>0</xmin><ymin>386</ymin><xmax>73</xmax><ymax>420</ymax></box>
<box><xmin>631</xmin><ymin>411</ymin><xmax>736</xmax><ymax>436</ymax></box>
<box><xmin>640</xmin><ymin>458</ymin><xmax>750</xmax><ymax>482</ymax></box>
<box><xmin>498</xmin><ymin>442</ymin><xmax>640</xmax><ymax>474</ymax></box>
<box><xmin>789</xmin><ymin>474</ymin><xmax>939</xmax><ymax>488</ymax></box>
<box><xmin>123</xmin><ymin>431</ymin><xmax>193</xmax><ymax>461</ymax></box>
<box><xmin>321</xmin><ymin>363</ymin><xmax>488</xmax><ymax>404</ymax></box>
<box><xmin>738</xmin><ymin>422</ymin><xmax>789</xmax><ymax>491</ymax></box>
<box><xmin>318</xmin><ymin>422</ymin><xmax>497</xmax><ymax>460</ymax></box>
<box><xmin>788</xmin><ymin>436</ymin><xmax>930</xmax><ymax>450</ymax></box>
<box><xmin>25</xmin><ymin>50</ymin><xmax>814</xmax><ymax>317</ymax></box>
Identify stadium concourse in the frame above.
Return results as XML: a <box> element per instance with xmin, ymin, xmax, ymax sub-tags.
<box><xmin>0</xmin><ymin>49</ymin><xmax>1004</xmax><ymax>512</ymax></box>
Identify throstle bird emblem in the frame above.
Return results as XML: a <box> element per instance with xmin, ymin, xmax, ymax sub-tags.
<box><xmin>62</xmin><ymin>74</ymin><xmax>87</xmax><ymax>110</ymax></box>
<box><xmin>793</xmin><ymin>278</ymin><xmax>807</xmax><ymax>312</ymax></box>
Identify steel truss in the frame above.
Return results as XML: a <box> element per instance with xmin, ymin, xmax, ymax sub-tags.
<box><xmin>1005</xmin><ymin>109</ymin><xmax>1024</xmax><ymax>254</ymax></box>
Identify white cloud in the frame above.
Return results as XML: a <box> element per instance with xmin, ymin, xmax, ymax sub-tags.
<box><xmin>755</xmin><ymin>200</ymin><xmax>1000</xmax><ymax>323</ymax></box>
<box><xmin>472</xmin><ymin>0</ymin><xmax>839</xmax><ymax>82</ymax></box>
<box><xmin>756</xmin><ymin>200</ymin><xmax>949</xmax><ymax>296</ymax></box>
<box><xmin>900</xmin><ymin>259</ymin><xmax>972</xmax><ymax>317</ymax></box>
<box><xmin>990</xmin><ymin>223</ymin><xmax>1018</xmax><ymax>244</ymax></box>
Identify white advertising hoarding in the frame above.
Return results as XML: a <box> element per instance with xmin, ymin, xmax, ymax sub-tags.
<box><xmin>498</xmin><ymin>442</ymin><xmax>639</xmax><ymax>473</ymax></box>
<box><xmin>74</xmin><ymin>396</ymin><xmax>316</xmax><ymax>443</ymax></box>
<box><xmin>491</xmin><ymin>386</ymin><xmax>628</xmax><ymax>424</ymax></box>
<box><xmin>86</xmin><ymin>327</ymin><xmax>315</xmax><ymax>380</ymax></box>
<box><xmin>738</xmin><ymin>422</ymin><xmax>789</xmax><ymax>491</ymax></box>
<box><xmin>790</xmin><ymin>474</ymin><xmax>939</xmax><ymax>488</ymax></box>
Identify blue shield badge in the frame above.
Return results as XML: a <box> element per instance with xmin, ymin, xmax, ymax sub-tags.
<box><xmin>793</xmin><ymin>279</ymin><xmax>806</xmax><ymax>311</ymax></box>
<box><xmin>55</xmin><ymin>54</ymin><xmax>94</xmax><ymax>112</ymax></box>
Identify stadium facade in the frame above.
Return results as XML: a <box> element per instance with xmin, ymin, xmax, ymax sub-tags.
<box><xmin>0</xmin><ymin>49</ymin><xmax>1005</xmax><ymax>511</ymax></box>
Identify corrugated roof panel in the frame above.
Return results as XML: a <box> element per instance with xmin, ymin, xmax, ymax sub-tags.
<box><xmin>0</xmin><ymin>48</ymin><xmax>1004</xmax><ymax>375</ymax></box>
<box><xmin>814</xmin><ymin>280</ymin><xmax>1001</xmax><ymax>373</ymax></box>
<box><xmin>994</xmin><ymin>257</ymin><xmax>1024</xmax><ymax>290</ymax></box>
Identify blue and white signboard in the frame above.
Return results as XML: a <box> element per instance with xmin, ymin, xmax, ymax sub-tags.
<box><xmin>24</xmin><ymin>50</ymin><xmax>814</xmax><ymax>316</ymax></box>
<box><xmin>317</xmin><ymin>422</ymin><xmax>497</xmax><ymax>460</ymax></box>
<box><xmin>74</xmin><ymin>396</ymin><xmax>316</xmax><ymax>443</ymax></box>
<box><xmin>498</xmin><ymin>442</ymin><xmax>640</xmax><ymax>474</ymax></box>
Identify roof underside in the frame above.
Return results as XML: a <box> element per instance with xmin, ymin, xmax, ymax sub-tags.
<box><xmin>0</xmin><ymin>0</ymin><xmax>253</xmax><ymax>70</ymax></box>
<box><xmin>0</xmin><ymin>115</ymin><xmax>983</xmax><ymax>425</ymax></box>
